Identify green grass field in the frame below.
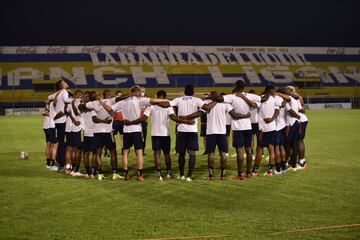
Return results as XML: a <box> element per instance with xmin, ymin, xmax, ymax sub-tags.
<box><xmin>0</xmin><ymin>110</ymin><xmax>360</xmax><ymax>240</ymax></box>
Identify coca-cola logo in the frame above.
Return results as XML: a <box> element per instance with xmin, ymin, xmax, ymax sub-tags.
<box><xmin>82</xmin><ymin>46</ymin><xmax>103</xmax><ymax>54</ymax></box>
<box><xmin>47</xmin><ymin>46</ymin><xmax>68</xmax><ymax>54</ymax></box>
<box><xmin>16</xmin><ymin>46</ymin><xmax>38</xmax><ymax>54</ymax></box>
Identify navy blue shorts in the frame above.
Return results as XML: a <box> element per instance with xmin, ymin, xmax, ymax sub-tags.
<box><xmin>44</xmin><ymin>128</ymin><xmax>57</xmax><ymax>144</ymax></box>
<box><xmin>200</xmin><ymin>124</ymin><xmax>207</xmax><ymax>137</ymax></box>
<box><xmin>226</xmin><ymin>125</ymin><xmax>231</xmax><ymax>137</ymax></box>
<box><xmin>206</xmin><ymin>134</ymin><xmax>228</xmax><ymax>153</ymax></box>
<box><xmin>275</xmin><ymin>127</ymin><xmax>286</xmax><ymax>146</ymax></box>
<box><xmin>55</xmin><ymin>123</ymin><xmax>66</xmax><ymax>143</ymax></box>
<box><xmin>152</xmin><ymin>136</ymin><xmax>171</xmax><ymax>154</ymax></box>
<box><xmin>232</xmin><ymin>130</ymin><xmax>252</xmax><ymax>148</ymax></box>
<box><xmin>66</xmin><ymin>131</ymin><xmax>82</xmax><ymax>148</ymax></box>
<box><xmin>251</xmin><ymin>123</ymin><xmax>259</xmax><ymax>135</ymax></box>
<box><xmin>65</xmin><ymin>132</ymin><xmax>72</xmax><ymax>146</ymax></box>
<box><xmin>113</xmin><ymin>121</ymin><xmax>124</xmax><ymax>135</ymax></box>
<box><xmin>83</xmin><ymin>136</ymin><xmax>96</xmax><ymax>153</ymax></box>
<box><xmin>94</xmin><ymin>132</ymin><xmax>116</xmax><ymax>150</ymax></box>
<box><xmin>299</xmin><ymin>121</ymin><xmax>308</xmax><ymax>140</ymax></box>
<box><xmin>123</xmin><ymin>132</ymin><xmax>143</xmax><ymax>150</ymax></box>
<box><xmin>257</xmin><ymin>130</ymin><xmax>276</xmax><ymax>148</ymax></box>
<box><xmin>176</xmin><ymin>132</ymin><xmax>199</xmax><ymax>153</ymax></box>
<box><xmin>285</xmin><ymin>121</ymin><xmax>300</xmax><ymax>145</ymax></box>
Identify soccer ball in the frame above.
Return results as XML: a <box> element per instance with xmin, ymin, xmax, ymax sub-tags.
<box><xmin>20</xmin><ymin>151</ymin><xmax>29</xmax><ymax>160</ymax></box>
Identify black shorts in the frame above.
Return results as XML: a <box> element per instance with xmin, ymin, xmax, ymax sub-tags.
<box><xmin>285</xmin><ymin>121</ymin><xmax>300</xmax><ymax>145</ymax></box>
<box><xmin>200</xmin><ymin>124</ymin><xmax>207</xmax><ymax>137</ymax></box>
<box><xmin>113</xmin><ymin>121</ymin><xmax>124</xmax><ymax>135</ymax></box>
<box><xmin>257</xmin><ymin>130</ymin><xmax>276</xmax><ymax>148</ymax></box>
<box><xmin>299</xmin><ymin>121</ymin><xmax>308</xmax><ymax>140</ymax></box>
<box><xmin>44</xmin><ymin>128</ymin><xmax>57</xmax><ymax>144</ymax></box>
<box><xmin>176</xmin><ymin>132</ymin><xmax>199</xmax><ymax>153</ymax></box>
<box><xmin>83</xmin><ymin>136</ymin><xmax>96</xmax><ymax>153</ymax></box>
<box><xmin>152</xmin><ymin>136</ymin><xmax>171</xmax><ymax>154</ymax></box>
<box><xmin>251</xmin><ymin>123</ymin><xmax>259</xmax><ymax>135</ymax></box>
<box><xmin>123</xmin><ymin>132</ymin><xmax>143</xmax><ymax>150</ymax></box>
<box><xmin>206</xmin><ymin>134</ymin><xmax>228</xmax><ymax>153</ymax></box>
<box><xmin>55</xmin><ymin>123</ymin><xmax>66</xmax><ymax>143</ymax></box>
<box><xmin>232</xmin><ymin>130</ymin><xmax>252</xmax><ymax>148</ymax></box>
<box><xmin>275</xmin><ymin>127</ymin><xmax>286</xmax><ymax>146</ymax></box>
<box><xmin>94</xmin><ymin>132</ymin><xmax>116</xmax><ymax>150</ymax></box>
<box><xmin>66</xmin><ymin>132</ymin><xmax>82</xmax><ymax>148</ymax></box>
<box><xmin>226</xmin><ymin>125</ymin><xmax>231</xmax><ymax>137</ymax></box>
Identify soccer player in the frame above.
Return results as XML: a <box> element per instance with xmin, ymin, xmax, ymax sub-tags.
<box><xmin>68</xmin><ymin>90</ymin><xmax>85</xmax><ymax>177</ymax></box>
<box><xmin>42</xmin><ymin>100</ymin><xmax>58</xmax><ymax>169</ymax></box>
<box><xmin>283</xmin><ymin>89</ymin><xmax>301</xmax><ymax>171</ymax></box>
<box><xmin>274</xmin><ymin>87</ymin><xmax>290</xmax><ymax>174</ymax></box>
<box><xmin>248</xmin><ymin>89</ymin><xmax>260</xmax><ymax>159</ymax></box>
<box><xmin>213</xmin><ymin>80</ymin><xmax>261</xmax><ymax>180</ymax></box>
<box><xmin>158</xmin><ymin>84</ymin><xmax>216</xmax><ymax>182</ymax></box>
<box><xmin>48</xmin><ymin>80</ymin><xmax>73</xmax><ymax>171</ymax></box>
<box><xmin>252</xmin><ymin>86</ymin><xmax>280</xmax><ymax>177</ymax></box>
<box><xmin>287</xmin><ymin>86</ymin><xmax>308</xmax><ymax>169</ymax></box>
<box><xmin>140</xmin><ymin>87</ymin><xmax>148</xmax><ymax>154</ymax></box>
<box><xmin>124</xmin><ymin>90</ymin><xmax>195</xmax><ymax>181</ymax></box>
<box><xmin>78</xmin><ymin>91</ymin><xmax>119</xmax><ymax>180</ymax></box>
<box><xmin>200</xmin><ymin>93</ymin><xmax>209</xmax><ymax>155</ymax></box>
<box><xmin>112</xmin><ymin>90</ymin><xmax>125</xmax><ymax>151</ymax></box>
<box><xmin>80</xmin><ymin>92</ymin><xmax>97</xmax><ymax>178</ymax></box>
<box><xmin>98</xmin><ymin>86</ymin><xmax>170</xmax><ymax>181</ymax></box>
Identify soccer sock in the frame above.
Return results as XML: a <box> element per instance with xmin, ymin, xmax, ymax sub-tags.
<box><xmin>237</xmin><ymin>170</ymin><xmax>243</xmax><ymax>176</ymax></box>
<box><xmin>50</xmin><ymin>159</ymin><xmax>55</xmax><ymax>166</ymax></box>
<box><xmin>267</xmin><ymin>164</ymin><xmax>274</xmax><ymax>173</ymax></box>
<box><xmin>112</xmin><ymin>168</ymin><xmax>118</xmax><ymax>174</ymax></box>
<box><xmin>208</xmin><ymin>167</ymin><xmax>214</xmax><ymax>177</ymax></box>
<box><xmin>86</xmin><ymin>167</ymin><xmax>91</xmax><ymax>175</ymax></box>
<box><xmin>166</xmin><ymin>168</ymin><xmax>171</xmax><ymax>176</ymax></box>
<box><xmin>156</xmin><ymin>169</ymin><xmax>161</xmax><ymax>177</ymax></box>
<box><xmin>252</xmin><ymin>164</ymin><xmax>259</xmax><ymax>173</ymax></box>
<box><xmin>91</xmin><ymin>168</ymin><xmax>96</xmax><ymax>175</ymax></box>
<box><xmin>281</xmin><ymin>161</ymin><xmax>287</xmax><ymax>171</ymax></box>
<box><xmin>73</xmin><ymin>166</ymin><xmax>79</xmax><ymax>173</ymax></box>
<box><xmin>187</xmin><ymin>155</ymin><xmax>196</xmax><ymax>178</ymax></box>
<box><xmin>221</xmin><ymin>168</ymin><xmax>226</xmax><ymax>177</ymax></box>
<box><xmin>178</xmin><ymin>154</ymin><xmax>185</xmax><ymax>176</ymax></box>
<box><xmin>137</xmin><ymin>169</ymin><xmax>142</xmax><ymax>176</ymax></box>
<box><xmin>124</xmin><ymin>169</ymin><xmax>129</xmax><ymax>177</ymax></box>
<box><xmin>97</xmin><ymin>168</ymin><xmax>102</xmax><ymax>174</ymax></box>
<box><xmin>46</xmin><ymin>158</ymin><xmax>50</xmax><ymax>166</ymax></box>
<box><xmin>275</xmin><ymin>163</ymin><xmax>281</xmax><ymax>172</ymax></box>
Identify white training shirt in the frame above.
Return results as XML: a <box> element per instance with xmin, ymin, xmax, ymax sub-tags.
<box><xmin>70</xmin><ymin>99</ymin><xmax>82</xmax><ymax>133</ymax></box>
<box><xmin>297</xmin><ymin>99</ymin><xmax>308</xmax><ymax>122</ymax></box>
<box><xmin>274</xmin><ymin>95</ymin><xmax>286</xmax><ymax>131</ymax></box>
<box><xmin>48</xmin><ymin>90</ymin><xmax>72</xmax><ymax>124</ymax></box>
<box><xmin>43</xmin><ymin>102</ymin><xmax>56</xmax><ymax>129</ymax></box>
<box><xmin>111</xmin><ymin>96</ymin><xmax>151</xmax><ymax>133</ymax></box>
<box><xmin>65</xmin><ymin>104</ymin><xmax>73</xmax><ymax>133</ymax></box>
<box><xmin>169</xmin><ymin>96</ymin><xmax>205</xmax><ymax>133</ymax></box>
<box><xmin>223</xmin><ymin>93</ymin><xmax>261</xmax><ymax>131</ymax></box>
<box><xmin>226</xmin><ymin>112</ymin><xmax>232</xmax><ymax>126</ymax></box>
<box><xmin>285</xmin><ymin>96</ymin><xmax>301</xmax><ymax>126</ymax></box>
<box><xmin>81</xmin><ymin>110</ymin><xmax>96</xmax><ymax>137</ymax></box>
<box><xmin>205</xmin><ymin>100</ymin><xmax>233</xmax><ymax>135</ymax></box>
<box><xmin>258</xmin><ymin>95</ymin><xmax>280</xmax><ymax>133</ymax></box>
<box><xmin>144</xmin><ymin>105</ymin><xmax>175</xmax><ymax>136</ymax></box>
<box><xmin>85</xmin><ymin>98</ymin><xmax>115</xmax><ymax>133</ymax></box>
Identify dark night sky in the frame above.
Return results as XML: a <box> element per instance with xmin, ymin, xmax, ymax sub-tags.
<box><xmin>1</xmin><ymin>0</ymin><xmax>359</xmax><ymax>46</ymax></box>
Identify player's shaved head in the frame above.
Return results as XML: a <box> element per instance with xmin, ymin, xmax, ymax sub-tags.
<box><xmin>234</xmin><ymin>80</ymin><xmax>245</xmax><ymax>92</ymax></box>
<box><xmin>89</xmin><ymin>91</ymin><xmax>97</xmax><ymax>101</ymax></box>
<box><xmin>209</xmin><ymin>91</ymin><xmax>218</xmax><ymax>98</ymax></box>
<box><xmin>131</xmin><ymin>85</ymin><xmax>141</xmax><ymax>93</ymax></box>
<box><xmin>156</xmin><ymin>90</ymin><xmax>167</xmax><ymax>99</ymax></box>
<box><xmin>103</xmin><ymin>89</ymin><xmax>112</xmax><ymax>99</ymax></box>
<box><xmin>55</xmin><ymin>80</ymin><xmax>68</xmax><ymax>90</ymax></box>
<box><xmin>184</xmin><ymin>84</ymin><xmax>194</xmax><ymax>96</ymax></box>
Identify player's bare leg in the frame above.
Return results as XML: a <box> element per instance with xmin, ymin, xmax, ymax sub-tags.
<box><xmin>207</xmin><ymin>152</ymin><xmax>215</xmax><ymax>180</ymax></box>
<box><xmin>136</xmin><ymin>149</ymin><xmax>144</xmax><ymax>181</ymax></box>
<box><xmin>187</xmin><ymin>150</ymin><xmax>196</xmax><ymax>181</ymax></box>
<box><xmin>252</xmin><ymin>146</ymin><xmax>263</xmax><ymax>176</ymax></box>
<box><xmin>235</xmin><ymin>147</ymin><xmax>245</xmax><ymax>180</ymax></box>
<box><xmin>154</xmin><ymin>150</ymin><xmax>162</xmax><ymax>180</ymax></box>
<box><xmin>219</xmin><ymin>150</ymin><xmax>227</xmax><ymax>180</ymax></box>
<box><xmin>122</xmin><ymin>149</ymin><xmax>130</xmax><ymax>180</ymax></box>
<box><xmin>245</xmin><ymin>147</ymin><xmax>253</xmax><ymax>178</ymax></box>
<box><xmin>164</xmin><ymin>153</ymin><xmax>172</xmax><ymax>178</ymax></box>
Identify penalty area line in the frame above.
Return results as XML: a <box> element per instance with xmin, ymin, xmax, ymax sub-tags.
<box><xmin>144</xmin><ymin>233</ymin><xmax>232</xmax><ymax>240</ymax></box>
<box><xmin>271</xmin><ymin>223</ymin><xmax>360</xmax><ymax>235</ymax></box>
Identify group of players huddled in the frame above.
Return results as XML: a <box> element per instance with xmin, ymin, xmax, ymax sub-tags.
<box><xmin>42</xmin><ymin>79</ymin><xmax>308</xmax><ymax>182</ymax></box>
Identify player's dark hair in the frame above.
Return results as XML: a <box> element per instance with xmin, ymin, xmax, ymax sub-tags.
<box><xmin>157</xmin><ymin>90</ymin><xmax>167</xmax><ymax>98</ymax></box>
<box><xmin>249</xmin><ymin>89</ymin><xmax>256</xmax><ymax>94</ymax></box>
<box><xmin>103</xmin><ymin>89</ymin><xmax>111</xmax><ymax>98</ymax></box>
<box><xmin>184</xmin><ymin>84</ymin><xmax>194</xmax><ymax>96</ymax></box>
<box><xmin>234</xmin><ymin>80</ymin><xmax>245</xmax><ymax>92</ymax></box>
<box><xmin>115</xmin><ymin>90</ymin><xmax>122</xmax><ymax>95</ymax></box>
<box><xmin>220</xmin><ymin>92</ymin><xmax>226</xmax><ymax>96</ymax></box>
<box><xmin>209</xmin><ymin>91</ymin><xmax>217</xmax><ymax>98</ymax></box>
<box><xmin>277</xmin><ymin>87</ymin><xmax>288</xmax><ymax>94</ymax></box>
<box><xmin>131</xmin><ymin>85</ymin><xmax>141</xmax><ymax>93</ymax></box>
<box><xmin>55</xmin><ymin>80</ymin><xmax>63</xmax><ymax>90</ymax></box>
<box><xmin>74</xmin><ymin>90</ymin><xmax>82</xmax><ymax>95</ymax></box>
<box><xmin>89</xmin><ymin>91</ymin><xmax>97</xmax><ymax>101</ymax></box>
<box><xmin>265</xmin><ymin>85</ymin><xmax>275</xmax><ymax>93</ymax></box>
